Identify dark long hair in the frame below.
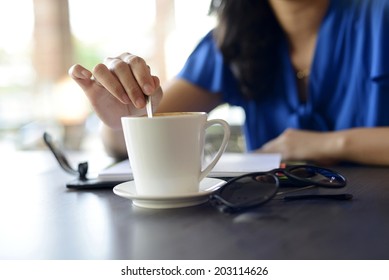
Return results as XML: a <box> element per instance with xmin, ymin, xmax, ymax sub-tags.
<box><xmin>209</xmin><ymin>0</ymin><xmax>283</xmax><ymax>100</ymax></box>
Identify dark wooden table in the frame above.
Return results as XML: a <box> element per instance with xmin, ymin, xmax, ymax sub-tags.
<box><xmin>1</xmin><ymin>151</ymin><xmax>389</xmax><ymax>259</ymax></box>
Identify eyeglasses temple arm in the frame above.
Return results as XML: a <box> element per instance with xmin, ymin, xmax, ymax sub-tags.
<box><xmin>275</xmin><ymin>184</ymin><xmax>317</xmax><ymax>196</ymax></box>
<box><xmin>283</xmin><ymin>194</ymin><xmax>353</xmax><ymax>201</ymax></box>
<box><xmin>43</xmin><ymin>132</ymin><xmax>88</xmax><ymax>179</ymax></box>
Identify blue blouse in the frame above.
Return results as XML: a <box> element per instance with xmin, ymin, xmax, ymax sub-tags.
<box><xmin>177</xmin><ymin>0</ymin><xmax>389</xmax><ymax>151</ymax></box>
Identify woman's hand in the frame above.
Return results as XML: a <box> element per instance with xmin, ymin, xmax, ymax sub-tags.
<box><xmin>258</xmin><ymin>129</ymin><xmax>341</xmax><ymax>165</ymax></box>
<box><xmin>69</xmin><ymin>52</ymin><xmax>163</xmax><ymax>129</ymax></box>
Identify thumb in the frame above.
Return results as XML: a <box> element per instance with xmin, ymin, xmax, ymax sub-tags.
<box><xmin>68</xmin><ymin>64</ymin><xmax>94</xmax><ymax>91</ymax></box>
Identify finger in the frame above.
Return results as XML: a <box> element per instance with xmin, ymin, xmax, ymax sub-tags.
<box><xmin>121</xmin><ymin>54</ymin><xmax>157</xmax><ymax>95</ymax></box>
<box><xmin>259</xmin><ymin>140</ymin><xmax>277</xmax><ymax>153</ymax></box>
<box><xmin>92</xmin><ymin>63</ymin><xmax>131</xmax><ymax>104</ymax></box>
<box><xmin>151</xmin><ymin>75</ymin><xmax>161</xmax><ymax>91</ymax></box>
<box><xmin>108</xmin><ymin>58</ymin><xmax>146</xmax><ymax>108</ymax></box>
<box><xmin>68</xmin><ymin>64</ymin><xmax>94</xmax><ymax>91</ymax></box>
<box><xmin>68</xmin><ymin>64</ymin><xmax>92</xmax><ymax>80</ymax></box>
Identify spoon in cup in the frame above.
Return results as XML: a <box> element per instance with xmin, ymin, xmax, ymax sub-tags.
<box><xmin>145</xmin><ymin>95</ymin><xmax>153</xmax><ymax>118</ymax></box>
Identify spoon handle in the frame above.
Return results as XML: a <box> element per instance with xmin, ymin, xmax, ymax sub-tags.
<box><xmin>146</xmin><ymin>95</ymin><xmax>153</xmax><ymax>118</ymax></box>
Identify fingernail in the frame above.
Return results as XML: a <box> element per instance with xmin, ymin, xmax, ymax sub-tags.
<box><xmin>135</xmin><ymin>97</ymin><xmax>146</xmax><ymax>108</ymax></box>
<box><xmin>143</xmin><ymin>84</ymin><xmax>154</xmax><ymax>94</ymax></box>
<box><xmin>81</xmin><ymin>69</ymin><xmax>91</xmax><ymax>79</ymax></box>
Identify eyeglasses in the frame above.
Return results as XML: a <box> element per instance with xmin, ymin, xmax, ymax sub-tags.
<box><xmin>43</xmin><ymin>132</ymin><xmax>88</xmax><ymax>179</ymax></box>
<box><xmin>43</xmin><ymin>132</ymin><xmax>123</xmax><ymax>189</ymax></box>
<box><xmin>209</xmin><ymin>165</ymin><xmax>351</xmax><ymax>213</ymax></box>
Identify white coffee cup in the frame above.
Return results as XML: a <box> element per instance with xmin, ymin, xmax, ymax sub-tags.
<box><xmin>121</xmin><ymin>112</ymin><xmax>230</xmax><ymax>196</ymax></box>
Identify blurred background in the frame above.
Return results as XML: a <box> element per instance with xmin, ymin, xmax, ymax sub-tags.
<box><xmin>0</xmin><ymin>0</ymin><xmax>245</xmax><ymax>157</ymax></box>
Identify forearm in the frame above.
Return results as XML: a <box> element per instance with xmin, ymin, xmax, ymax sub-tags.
<box><xmin>333</xmin><ymin>127</ymin><xmax>389</xmax><ymax>166</ymax></box>
<box><xmin>260</xmin><ymin>127</ymin><xmax>389</xmax><ymax>166</ymax></box>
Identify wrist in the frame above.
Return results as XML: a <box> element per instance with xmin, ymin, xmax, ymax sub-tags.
<box><xmin>318</xmin><ymin>130</ymin><xmax>347</xmax><ymax>162</ymax></box>
<box><xmin>100</xmin><ymin>125</ymin><xmax>127</xmax><ymax>160</ymax></box>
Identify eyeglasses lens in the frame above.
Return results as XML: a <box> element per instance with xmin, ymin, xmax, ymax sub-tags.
<box><xmin>288</xmin><ymin>166</ymin><xmax>346</xmax><ymax>188</ymax></box>
<box><xmin>217</xmin><ymin>174</ymin><xmax>278</xmax><ymax>206</ymax></box>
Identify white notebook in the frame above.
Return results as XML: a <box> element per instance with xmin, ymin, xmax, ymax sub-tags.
<box><xmin>98</xmin><ymin>153</ymin><xmax>282</xmax><ymax>181</ymax></box>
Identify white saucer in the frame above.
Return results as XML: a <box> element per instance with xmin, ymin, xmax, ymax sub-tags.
<box><xmin>113</xmin><ymin>178</ymin><xmax>226</xmax><ymax>209</ymax></box>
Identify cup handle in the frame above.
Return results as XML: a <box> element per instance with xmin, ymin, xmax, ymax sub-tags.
<box><xmin>199</xmin><ymin>119</ymin><xmax>230</xmax><ymax>181</ymax></box>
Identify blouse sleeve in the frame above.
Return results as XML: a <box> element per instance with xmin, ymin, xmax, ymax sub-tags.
<box><xmin>176</xmin><ymin>31</ymin><xmax>243</xmax><ymax>106</ymax></box>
